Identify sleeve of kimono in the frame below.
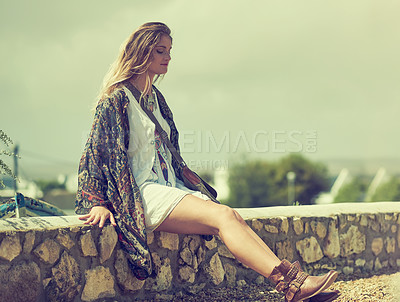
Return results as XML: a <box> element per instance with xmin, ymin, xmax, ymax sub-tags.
<box><xmin>75</xmin><ymin>100</ymin><xmax>114</xmax><ymax>214</ymax></box>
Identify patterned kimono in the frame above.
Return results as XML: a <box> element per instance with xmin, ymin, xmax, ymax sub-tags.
<box><xmin>75</xmin><ymin>83</ymin><xmax>182</xmax><ymax>279</ymax></box>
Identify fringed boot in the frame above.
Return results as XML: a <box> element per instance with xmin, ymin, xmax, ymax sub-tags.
<box><xmin>268</xmin><ymin>259</ymin><xmax>338</xmax><ymax>302</ymax></box>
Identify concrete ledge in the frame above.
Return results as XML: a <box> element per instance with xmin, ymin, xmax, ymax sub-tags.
<box><xmin>0</xmin><ymin>215</ymin><xmax>82</xmax><ymax>232</ymax></box>
<box><xmin>0</xmin><ymin>202</ymin><xmax>399</xmax><ymax>301</ymax></box>
<box><xmin>236</xmin><ymin>201</ymin><xmax>400</xmax><ymax>219</ymax></box>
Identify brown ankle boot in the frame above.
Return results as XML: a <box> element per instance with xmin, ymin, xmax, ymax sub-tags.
<box><xmin>292</xmin><ymin>261</ymin><xmax>340</xmax><ymax>302</ymax></box>
<box><xmin>306</xmin><ymin>290</ymin><xmax>340</xmax><ymax>302</ymax></box>
<box><xmin>268</xmin><ymin>259</ymin><xmax>338</xmax><ymax>302</ymax></box>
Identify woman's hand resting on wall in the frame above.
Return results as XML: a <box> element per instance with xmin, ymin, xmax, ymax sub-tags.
<box><xmin>79</xmin><ymin>206</ymin><xmax>117</xmax><ymax>228</ymax></box>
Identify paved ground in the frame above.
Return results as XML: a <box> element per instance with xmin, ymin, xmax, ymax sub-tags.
<box><xmin>163</xmin><ymin>270</ymin><xmax>400</xmax><ymax>302</ymax></box>
<box><xmin>330</xmin><ymin>271</ymin><xmax>399</xmax><ymax>302</ymax></box>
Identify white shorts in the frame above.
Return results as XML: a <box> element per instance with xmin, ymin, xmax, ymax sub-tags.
<box><xmin>139</xmin><ymin>182</ymin><xmax>210</xmax><ymax>231</ymax></box>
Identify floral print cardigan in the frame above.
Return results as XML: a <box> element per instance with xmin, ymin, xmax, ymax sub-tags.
<box><xmin>75</xmin><ymin>82</ymin><xmax>181</xmax><ymax>279</ymax></box>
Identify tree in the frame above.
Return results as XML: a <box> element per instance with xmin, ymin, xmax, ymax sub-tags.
<box><xmin>333</xmin><ymin>176</ymin><xmax>370</xmax><ymax>203</ymax></box>
<box><xmin>227</xmin><ymin>160</ymin><xmax>277</xmax><ymax>207</ymax></box>
<box><xmin>371</xmin><ymin>177</ymin><xmax>400</xmax><ymax>202</ymax></box>
<box><xmin>0</xmin><ymin>130</ymin><xmax>17</xmax><ymax>189</ymax></box>
<box><xmin>227</xmin><ymin>154</ymin><xmax>330</xmax><ymax>207</ymax></box>
<box><xmin>35</xmin><ymin>179</ymin><xmax>66</xmax><ymax>196</ymax></box>
<box><xmin>274</xmin><ymin>154</ymin><xmax>330</xmax><ymax>205</ymax></box>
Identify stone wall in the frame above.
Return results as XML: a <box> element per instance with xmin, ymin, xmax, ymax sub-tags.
<box><xmin>0</xmin><ymin>202</ymin><xmax>399</xmax><ymax>302</ymax></box>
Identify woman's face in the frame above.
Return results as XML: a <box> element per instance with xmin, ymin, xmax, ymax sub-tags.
<box><xmin>148</xmin><ymin>34</ymin><xmax>172</xmax><ymax>77</ymax></box>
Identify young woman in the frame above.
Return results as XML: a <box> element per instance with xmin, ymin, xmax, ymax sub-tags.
<box><xmin>75</xmin><ymin>22</ymin><xmax>339</xmax><ymax>302</ymax></box>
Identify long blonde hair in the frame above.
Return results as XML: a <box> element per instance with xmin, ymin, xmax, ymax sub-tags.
<box><xmin>97</xmin><ymin>22</ymin><xmax>172</xmax><ymax>102</ymax></box>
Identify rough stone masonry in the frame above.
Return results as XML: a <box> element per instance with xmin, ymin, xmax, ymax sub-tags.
<box><xmin>0</xmin><ymin>202</ymin><xmax>399</xmax><ymax>301</ymax></box>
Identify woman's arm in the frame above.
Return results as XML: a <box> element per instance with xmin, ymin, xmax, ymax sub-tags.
<box><xmin>75</xmin><ymin>99</ymin><xmax>116</xmax><ymax>217</ymax></box>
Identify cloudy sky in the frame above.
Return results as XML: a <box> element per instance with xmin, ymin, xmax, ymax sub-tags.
<box><xmin>1</xmin><ymin>0</ymin><xmax>399</xmax><ymax>178</ymax></box>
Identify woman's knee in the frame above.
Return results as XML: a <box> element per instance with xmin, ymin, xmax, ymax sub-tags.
<box><xmin>232</xmin><ymin>209</ymin><xmax>247</xmax><ymax>225</ymax></box>
<box><xmin>216</xmin><ymin>205</ymin><xmax>246</xmax><ymax>228</ymax></box>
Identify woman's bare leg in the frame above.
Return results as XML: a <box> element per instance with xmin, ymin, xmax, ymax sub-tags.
<box><xmin>156</xmin><ymin>194</ymin><xmax>281</xmax><ymax>277</ymax></box>
<box><xmin>231</xmin><ymin>210</ymin><xmax>280</xmax><ymax>261</ymax></box>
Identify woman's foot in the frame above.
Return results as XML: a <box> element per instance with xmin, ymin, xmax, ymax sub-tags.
<box><xmin>292</xmin><ymin>270</ymin><xmax>338</xmax><ymax>301</ymax></box>
<box><xmin>268</xmin><ymin>259</ymin><xmax>338</xmax><ymax>302</ymax></box>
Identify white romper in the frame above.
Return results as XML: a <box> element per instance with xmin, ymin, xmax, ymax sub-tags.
<box><xmin>125</xmin><ymin>87</ymin><xmax>210</xmax><ymax>231</ymax></box>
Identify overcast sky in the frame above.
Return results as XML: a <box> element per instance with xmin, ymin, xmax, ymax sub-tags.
<box><xmin>1</xmin><ymin>0</ymin><xmax>399</xmax><ymax>178</ymax></box>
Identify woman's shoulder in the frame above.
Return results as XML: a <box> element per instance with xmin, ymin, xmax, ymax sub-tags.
<box><xmin>96</xmin><ymin>87</ymin><xmax>129</xmax><ymax>113</ymax></box>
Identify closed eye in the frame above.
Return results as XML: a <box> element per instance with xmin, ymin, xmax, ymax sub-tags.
<box><xmin>155</xmin><ymin>46</ymin><xmax>171</xmax><ymax>55</ymax></box>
